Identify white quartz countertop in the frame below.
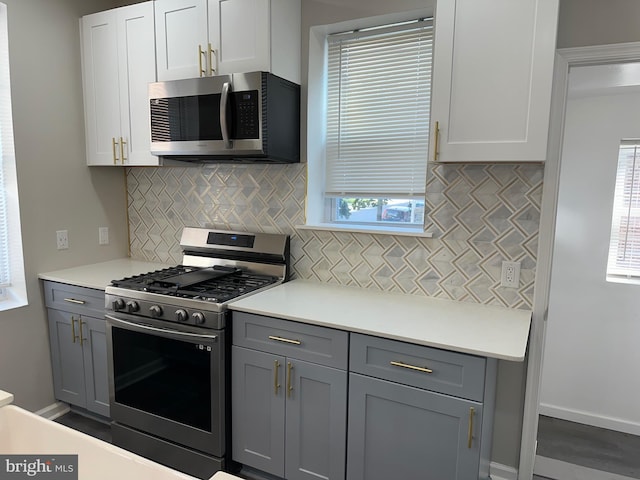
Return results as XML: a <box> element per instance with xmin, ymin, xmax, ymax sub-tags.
<box><xmin>229</xmin><ymin>280</ymin><xmax>531</xmax><ymax>361</ymax></box>
<box><xmin>38</xmin><ymin>259</ymin><xmax>171</xmax><ymax>291</ymax></box>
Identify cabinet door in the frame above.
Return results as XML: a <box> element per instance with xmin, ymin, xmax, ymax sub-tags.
<box><xmin>80</xmin><ymin>315</ymin><xmax>110</xmax><ymax>417</ymax></box>
<box><xmin>430</xmin><ymin>0</ymin><xmax>558</xmax><ymax>162</ymax></box>
<box><xmin>208</xmin><ymin>0</ymin><xmax>270</xmax><ymax>76</ymax></box>
<box><xmin>347</xmin><ymin>373</ymin><xmax>482</xmax><ymax>480</ymax></box>
<box><xmin>81</xmin><ymin>10</ymin><xmax>121</xmax><ymax>166</ymax></box>
<box><xmin>285</xmin><ymin>359</ymin><xmax>347</xmax><ymax>480</ymax></box>
<box><xmin>155</xmin><ymin>0</ymin><xmax>208</xmax><ymax>81</ymax></box>
<box><xmin>232</xmin><ymin>346</ymin><xmax>285</xmax><ymax>477</ymax></box>
<box><xmin>116</xmin><ymin>2</ymin><xmax>158</xmax><ymax>166</ymax></box>
<box><xmin>48</xmin><ymin>310</ymin><xmax>86</xmax><ymax>407</ymax></box>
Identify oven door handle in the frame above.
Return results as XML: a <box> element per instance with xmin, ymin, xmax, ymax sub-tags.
<box><xmin>105</xmin><ymin>314</ymin><xmax>218</xmax><ymax>342</ymax></box>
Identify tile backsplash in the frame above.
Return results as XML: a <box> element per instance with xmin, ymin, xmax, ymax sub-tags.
<box><xmin>127</xmin><ymin>162</ymin><xmax>543</xmax><ymax>309</ymax></box>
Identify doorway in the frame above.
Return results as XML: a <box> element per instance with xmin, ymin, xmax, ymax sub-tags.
<box><xmin>518</xmin><ymin>43</ymin><xmax>640</xmax><ymax>480</ymax></box>
<box><xmin>534</xmin><ymin>60</ymin><xmax>640</xmax><ymax>480</ymax></box>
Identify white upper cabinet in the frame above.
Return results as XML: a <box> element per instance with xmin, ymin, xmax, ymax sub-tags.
<box><xmin>81</xmin><ymin>2</ymin><xmax>158</xmax><ymax>166</ymax></box>
<box><xmin>154</xmin><ymin>0</ymin><xmax>209</xmax><ymax>81</ymax></box>
<box><xmin>155</xmin><ymin>0</ymin><xmax>300</xmax><ymax>83</ymax></box>
<box><xmin>430</xmin><ymin>0</ymin><xmax>559</xmax><ymax>163</ymax></box>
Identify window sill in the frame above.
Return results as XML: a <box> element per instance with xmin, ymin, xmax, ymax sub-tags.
<box><xmin>606</xmin><ymin>275</ymin><xmax>640</xmax><ymax>286</ymax></box>
<box><xmin>0</xmin><ymin>287</ymin><xmax>28</xmax><ymax>312</ymax></box>
<box><xmin>297</xmin><ymin>223</ymin><xmax>434</xmax><ymax>238</ymax></box>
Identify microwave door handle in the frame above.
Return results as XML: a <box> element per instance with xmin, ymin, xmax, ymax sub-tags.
<box><xmin>220</xmin><ymin>81</ymin><xmax>233</xmax><ymax>149</ymax></box>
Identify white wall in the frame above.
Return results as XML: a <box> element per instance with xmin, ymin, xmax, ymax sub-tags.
<box><xmin>0</xmin><ymin>0</ymin><xmax>128</xmax><ymax>411</ymax></box>
<box><xmin>539</xmin><ymin>77</ymin><xmax>640</xmax><ymax>434</ymax></box>
<box><xmin>557</xmin><ymin>0</ymin><xmax>640</xmax><ymax>48</ymax></box>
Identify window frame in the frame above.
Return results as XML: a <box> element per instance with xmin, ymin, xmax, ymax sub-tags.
<box><xmin>303</xmin><ymin>8</ymin><xmax>434</xmax><ymax>237</ymax></box>
<box><xmin>607</xmin><ymin>140</ymin><xmax>640</xmax><ymax>283</ymax></box>
<box><xmin>0</xmin><ymin>2</ymin><xmax>28</xmax><ymax>310</ymax></box>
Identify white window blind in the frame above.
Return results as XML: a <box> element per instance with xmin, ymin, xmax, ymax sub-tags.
<box><xmin>607</xmin><ymin>141</ymin><xmax>640</xmax><ymax>278</ymax></box>
<box><xmin>325</xmin><ymin>19</ymin><xmax>432</xmax><ymax>198</ymax></box>
<box><xmin>0</xmin><ymin>3</ymin><xmax>12</xmax><ymax>287</ymax></box>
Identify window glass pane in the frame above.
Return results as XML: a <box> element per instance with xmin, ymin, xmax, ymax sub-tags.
<box><xmin>332</xmin><ymin>197</ymin><xmax>424</xmax><ymax>226</ymax></box>
<box><xmin>607</xmin><ymin>142</ymin><xmax>640</xmax><ymax>278</ymax></box>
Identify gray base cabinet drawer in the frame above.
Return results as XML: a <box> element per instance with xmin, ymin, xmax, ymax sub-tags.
<box><xmin>233</xmin><ymin>312</ymin><xmax>349</xmax><ymax>369</ymax></box>
<box><xmin>44</xmin><ymin>281</ymin><xmax>105</xmax><ymax>318</ymax></box>
<box><xmin>347</xmin><ymin>373</ymin><xmax>483</xmax><ymax>480</ymax></box>
<box><xmin>350</xmin><ymin>333</ymin><xmax>486</xmax><ymax>401</ymax></box>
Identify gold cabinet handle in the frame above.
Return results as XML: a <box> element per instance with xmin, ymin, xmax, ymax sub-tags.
<box><xmin>120</xmin><ymin>137</ymin><xmax>127</xmax><ymax>164</ymax></box>
<box><xmin>112</xmin><ymin>137</ymin><xmax>120</xmax><ymax>164</ymax></box>
<box><xmin>433</xmin><ymin>120</ymin><xmax>440</xmax><ymax>161</ymax></box>
<box><xmin>71</xmin><ymin>316</ymin><xmax>79</xmax><ymax>344</ymax></box>
<box><xmin>468</xmin><ymin>407</ymin><xmax>475</xmax><ymax>448</ymax></box>
<box><xmin>198</xmin><ymin>44</ymin><xmax>206</xmax><ymax>77</ymax></box>
<box><xmin>64</xmin><ymin>298</ymin><xmax>86</xmax><ymax>305</ymax></box>
<box><xmin>274</xmin><ymin>360</ymin><xmax>281</xmax><ymax>395</ymax></box>
<box><xmin>208</xmin><ymin>43</ymin><xmax>216</xmax><ymax>76</ymax></box>
<box><xmin>286</xmin><ymin>362</ymin><xmax>293</xmax><ymax>398</ymax></box>
<box><xmin>268</xmin><ymin>335</ymin><xmax>302</xmax><ymax>346</ymax></box>
<box><xmin>390</xmin><ymin>361</ymin><xmax>433</xmax><ymax>374</ymax></box>
<box><xmin>79</xmin><ymin>318</ymin><xmax>86</xmax><ymax>347</ymax></box>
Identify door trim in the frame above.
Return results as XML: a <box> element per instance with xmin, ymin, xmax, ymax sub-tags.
<box><xmin>518</xmin><ymin>40</ymin><xmax>640</xmax><ymax>480</ymax></box>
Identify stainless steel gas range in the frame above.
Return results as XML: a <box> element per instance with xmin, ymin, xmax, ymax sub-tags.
<box><xmin>104</xmin><ymin>227</ymin><xmax>290</xmax><ymax>479</ymax></box>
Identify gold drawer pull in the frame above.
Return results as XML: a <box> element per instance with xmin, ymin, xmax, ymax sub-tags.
<box><xmin>287</xmin><ymin>362</ymin><xmax>293</xmax><ymax>398</ymax></box>
<box><xmin>274</xmin><ymin>360</ymin><xmax>280</xmax><ymax>395</ymax></box>
<box><xmin>468</xmin><ymin>407</ymin><xmax>475</xmax><ymax>448</ymax></box>
<box><xmin>71</xmin><ymin>316</ymin><xmax>78</xmax><ymax>343</ymax></box>
<box><xmin>198</xmin><ymin>44</ymin><xmax>206</xmax><ymax>77</ymax></box>
<box><xmin>390</xmin><ymin>361</ymin><xmax>433</xmax><ymax>374</ymax></box>
<box><xmin>433</xmin><ymin>120</ymin><xmax>440</xmax><ymax>161</ymax></box>
<box><xmin>268</xmin><ymin>335</ymin><xmax>302</xmax><ymax>346</ymax></box>
<box><xmin>64</xmin><ymin>298</ymin><xmax>86</xmax><ymax>305</ymax></box>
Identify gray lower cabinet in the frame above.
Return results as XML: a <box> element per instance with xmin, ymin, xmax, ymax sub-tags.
<box><xmin>44</xmin><ymin>281</ymin><xmax>109</xmax><ymax>417</ymax></box>
<box><xmin>232</xmin><ymin>312</ymin><xmax>348</xmax><ymax>480</ymax></box>
<box><xmin>347</xmin><ymin>333</ymin><xmax>497</xmax><ymax>480</ymax></box>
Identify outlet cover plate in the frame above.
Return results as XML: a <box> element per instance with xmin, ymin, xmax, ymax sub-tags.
<box><xmin>56</xmin><ymin>230</ymin><xmax>68</xmax><ymax>250</ymax></box>
<box><xmin>501</xmin><ymin>261</ymin><xmax>520</xmax><ymax>288</ymax></box>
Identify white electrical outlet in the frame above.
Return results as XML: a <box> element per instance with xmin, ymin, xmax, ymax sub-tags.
<box><xmin>99</xmin><ymin>227</ymin><xmax>109</xmax><ymax>245</ymax></box>
<box><xmin>501</xmin><ymin>261</ymin><xmax>520</xmax><ymax>288</ymax></box>
<box><xmin>56</xmin><ymin>230</ymin><xmax>69</xmax><ymax>250</ymax></box>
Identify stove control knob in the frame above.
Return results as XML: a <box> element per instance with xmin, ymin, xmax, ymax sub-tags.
<box><xmin>149</xmin><ymin>305</ymin><xmax>163</xmax><ymax>317</ymax></box>
<box><xmin>112</xmin><ymin>298</ymin><xmax>126</xmax><ymax>311</ymax></box>
<box><xmin>175</xmin><ymin>309</ymin><xmax>188</xmax><ymax>322</ymax></box>
<box><xmin>126</xmin><ymin>301</ymin><xmax>139</xmax><ymax>313</ymax></box>
<box><xmin>192</xmin><ymin>312</ymin><xmax>205</xmax><ymax>325</ymax></box>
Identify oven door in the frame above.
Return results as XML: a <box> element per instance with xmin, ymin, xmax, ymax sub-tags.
<box><xmin>105</xmin><ymin>314</ymin><xmax>225</xmax><ymax>457</ymax></box>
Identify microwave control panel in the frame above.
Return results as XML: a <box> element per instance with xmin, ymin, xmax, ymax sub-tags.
<box><xmin>234</xmin><ymin>90</ymin><xmax>259</xmax><ymax>139</ymax></box>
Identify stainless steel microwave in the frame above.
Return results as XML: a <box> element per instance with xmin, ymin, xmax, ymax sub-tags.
<box><xmin>149</xmin><ymin>71</ymin><xmax>300</xmax><ymax>163</ymax></box>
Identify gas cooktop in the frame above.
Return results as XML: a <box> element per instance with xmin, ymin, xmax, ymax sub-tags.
<box><xmin>110</xmin><ymin>264</ymin><xmax>280</xmax><ymax>303</ymax></box>
<box><xmin>105</xmin><ymin>228</ymin><xmax>290</xmax><ymax>328</ymax></box>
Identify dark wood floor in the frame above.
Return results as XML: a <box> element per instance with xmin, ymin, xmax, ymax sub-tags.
<box><xmin>536</xmin><ymin>415</ymin><xmax>640</xmax><ymax>479</ymax></box>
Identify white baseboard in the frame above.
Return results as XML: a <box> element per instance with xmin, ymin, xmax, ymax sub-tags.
<box><xmin>489</xmin><ymin>462</ymin><xmax>518</xmax><ymax>480</ymax></box>
<box><xmin>34</xmin><ymin>401</ymin><xmax>70</xmax><ymax>420</ymax></box>
<box><xmin>539</xmin><ymin>403</ymin><xmax>640</xmax><ymax>436</ymax></box>
<box><xmin>535</xmin><ymin>455</ymin><xmax>637</xmax><ymax>480</ymax></box>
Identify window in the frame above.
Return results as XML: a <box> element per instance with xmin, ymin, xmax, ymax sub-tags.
<box><xmin>607</xmin><ymin>141</ymin><xmax>640</xmax><ymax>281</ymax></box>
<box><xmin>0</xmin><ymin>2</ymin><xmax>27</xmax><ymax>309</ymax></box>
<box><xmin>305</xmin><ymin>13</ymin><xmax>433</xmax><ymax>235</ymax></box>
